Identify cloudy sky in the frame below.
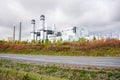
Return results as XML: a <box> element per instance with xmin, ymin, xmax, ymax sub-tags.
<box><xmin>0</xmin><ymin>0</ymin><xmax>120</xmax><ymax>40</ymax></box>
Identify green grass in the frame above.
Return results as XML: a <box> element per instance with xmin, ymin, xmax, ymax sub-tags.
<box><xmin>1</xmin><ymin>47</ymin><xmax>120</xmax><ymax>56</ymax></box>
<box><xmin>0</xmin><ymin>59</ymin><xmax>120</xmax><ymax>80</ymax></box>
<box><xmin>0</xmin><ymin>68</ymin><xmax>64</xmax><ymax>80</ymax></box>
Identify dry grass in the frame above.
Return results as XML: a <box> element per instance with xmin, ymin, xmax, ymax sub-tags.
<box><xmin>0</xmin><ymin>38</ymin><xmax>120</xmax><ymax>56</ymax></box>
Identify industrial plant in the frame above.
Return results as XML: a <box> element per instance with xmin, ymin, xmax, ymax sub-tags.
<box><xmin>30</xmin><ymin>15</ymin><xmax>89</xmax><ymax>42</ymax></box>
<box><xmin>3</xmin><ymin>15</ymin><xmax>120</xmax><ymax>42</ymax></box>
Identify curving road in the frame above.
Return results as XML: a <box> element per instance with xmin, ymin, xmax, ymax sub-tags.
<box><xmin>0</xmin><ymin>54</ymin><xmax>120</xmax><ymax>68</ymax></box>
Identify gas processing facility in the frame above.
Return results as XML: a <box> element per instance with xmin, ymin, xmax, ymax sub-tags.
<box><xmin>30</xmin><ymin>15</ymin><xmax>89</xmax><ymax>42</ymax></box>
<box><xmin>4</xmin><ymin>14</ymin><xmax>119</xmax><ymax>42</ymax></box>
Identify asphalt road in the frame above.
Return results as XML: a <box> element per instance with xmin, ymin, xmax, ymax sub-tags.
<box><xmin>0</xmin><ymin>54</ymin><xmax>120</xmax><ymax>68</ymax></box>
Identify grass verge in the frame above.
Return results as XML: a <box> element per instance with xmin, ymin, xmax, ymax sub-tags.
<box><xmin>0</xmin><ymin>59</ymin><xmax>120</xmax><ymax>80</ymax></box>
<box><xmin>0</xmin><ymin>68</ymin><xmax>65</xmax><ymax>80</ymax></box>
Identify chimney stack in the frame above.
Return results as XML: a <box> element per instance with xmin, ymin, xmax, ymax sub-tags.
<box><xmin>40</xmin><ymin>15</ymin><xmax>45</xmax><ymax>41</ymax></box>
<box><xmin>13</xmin><ymin>26</ymin><xmax>15</xmax><ymax>42</ymax></box>
<box><xmin>19</xmin><ymin>22</ymin><xmax>22</xmax><ymax>41</ymax></box>
<box><xmin>31</xmin><ymin>19</ymin><xmax>36</xmax><ymax>40</ymax></box>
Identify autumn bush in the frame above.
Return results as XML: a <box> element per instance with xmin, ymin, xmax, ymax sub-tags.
<box><xmin>0</xmin><ymin>38</ymin><xmax>120</xmax><ymax>56</ymax></box>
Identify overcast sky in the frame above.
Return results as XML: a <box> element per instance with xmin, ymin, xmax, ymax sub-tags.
<box><xmin>0</xmin><ymin>0</ymin><xmax>120</xmax><ymax>40</ymax></box>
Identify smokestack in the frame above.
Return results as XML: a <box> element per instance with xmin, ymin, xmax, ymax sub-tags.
<box><xmin>40</xmin><ymin>15</ymin><xmax>45</xmax><ymax>41</ymax></box>
<box><xmin>19</xmin><ymin>22</ymin><xmax>22</xmax><ymax>41</ymax></box>
<box><xmin>52</xmin><ymin>24</ymin><xmax>56</xmax><ymax>36</ymax></box>
<box><xmin>31</xmin><ymin>19</ymin><xmax>36</xmax><ymax>40</ymax></box>
<box><xmin>13</xmin><ymin>26</ymin><xmax>15</xmax><ymax>42</ymax></box>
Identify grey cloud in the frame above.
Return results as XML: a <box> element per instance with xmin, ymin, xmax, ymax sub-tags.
<box><xmin>0</xmin><ymin>0</ymin><xmax>120</xmax><ymax>40</ymax></box>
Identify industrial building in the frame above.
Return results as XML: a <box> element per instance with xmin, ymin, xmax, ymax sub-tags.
<box><xmin>2</xmin><ymin>15</ymin><xmax>119</xmax><ymax>42</ymax></box>
<box><xmin>3</xmin><ymin>15</ymin><xmax>119</xmax><ymax>42</ymax></box>
<box><xmin>30</xmin><ymin>15</ymin><xmax>89</xmax><ymax>42</ymax></box>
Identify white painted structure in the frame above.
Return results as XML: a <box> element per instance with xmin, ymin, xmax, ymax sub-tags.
<box><xmin>30</xmin><ymin>15</ymin><xmax>89</xmax><ymax>42</ymax></box>
<box><xmin>40</xmin><ymin>15</ymin><xmax>46</xmax><ymax>41</ymax></box>
<box><xmin>61</xmin><ymin>27</ymin><xmax>89</xmax><ymax>41</ymax></box>
<box><xmin>44</xmin><ymin>26</ymin><xmax>89</xmax><ymax>42</ymax></box>
<box><xmin>31</xmin><ymin>19</ymin><xmax>36</xmax><ymax>41</ymax></box>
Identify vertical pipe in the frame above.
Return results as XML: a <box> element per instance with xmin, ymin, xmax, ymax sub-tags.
<box><xmin>53</xmin><ymin>24</ymin><xmax>56</xmax><ymax>36</ymax></box>
<box><xmin>118</xmin><ymin>34</ymin><xmax>119</xmax><ymax>40</ymax></box>
<box><xmin>19</xmin><ymin>22</ymin><xmax>22</xmax><ymax>41</ymax></box>
<box><xmin>13</xmin><ymin>26</ymin><xmax>15</xmax><ymax>42</ymax></box>
<box><xmin>110</xmin><ymin>33</ymin><xmax>112</xmax><ymax>38</ymax></box>
<box><xmin>33</xmin><ymin>22</ymin><xmax>35</xmax><ymax>40</ymax></box>
<box><xmin>97</xmin><ymin>33</ymin><xmax>99</xmax><ymax>40</ymax></box>
<box><xmin>43</xmin><ymin>18</ymin><xmax>45</xmax><ymax>41</ymax></box>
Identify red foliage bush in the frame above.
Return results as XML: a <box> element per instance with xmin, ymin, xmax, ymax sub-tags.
<box><xmin>14</xmin><ymin>44</ymin><xmax>25</xmax><ymax>50</ymax></box>
<box><xmin>0</xmin><ymin>38</ymin><xmax>119</xmax><ymax>52</ymax></box>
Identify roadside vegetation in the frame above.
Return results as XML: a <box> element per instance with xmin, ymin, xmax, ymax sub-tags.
<box><xmin>0</xmin><ymin>38</ymin><xmax>120</xmax><ymax>56</ymax></box>
<box><xmin>0</xmin><ymin>59</ymin><xmax>120</xmax><ymax>80</ymax></box>
<box><xmin>0</xmin><ymin>68</ymin><xmax>64</xmax><ymax>80</ymax></box>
